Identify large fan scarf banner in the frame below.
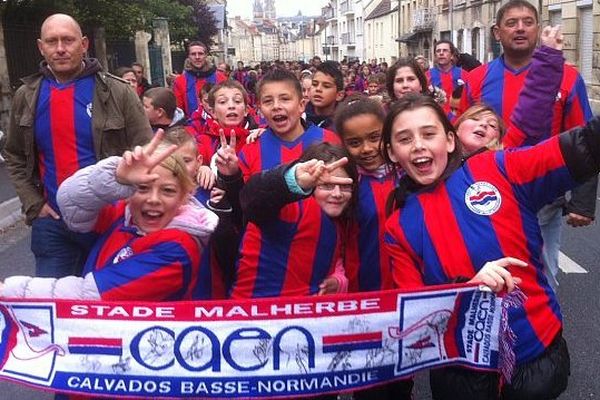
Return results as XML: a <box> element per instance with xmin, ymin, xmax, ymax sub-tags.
<box><xmin>0</xmin><ymin>284</ymin><xmax>518</xmax><ymax>398</ymax></box>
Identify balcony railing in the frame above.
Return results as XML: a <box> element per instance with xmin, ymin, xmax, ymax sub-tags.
<box><xmin>325</xmin><ymin>35</ymin><xmax>338</xmax><ymax>46</ymax></box>
<box><xmin>322</xmin><ymin>7</ymin><xmax>336</xmax><ymax>20</ymax></box>
<box><xmin>340</xmin><ymin>1</ymin><xmax>354</xmax><ymax>14</ymax></box>
<box><xmin>341</xmin><ymin>32</ymin><xmax>355</xmax><ymax>45</ymax></box>
<box><xmin>413</xmin><ymin>8</ymin><xmax>436</xmax><ymax>31</ymax></box>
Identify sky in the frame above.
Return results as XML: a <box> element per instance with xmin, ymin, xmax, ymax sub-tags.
<box><xmin>227</xmin><ymin>0</ymin><xmax>327</xmax><ymax>19</ymax></box>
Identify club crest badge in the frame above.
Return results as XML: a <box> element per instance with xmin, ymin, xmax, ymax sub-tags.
<box><xmin>465</xmin><ymin>182</ymin><xmax>501</xmax><ymax>216</ymax></box>
<box><xmin>113</xmin><ymin>246</ymin><xmax>134</xmax><ymax>264</ymax></box>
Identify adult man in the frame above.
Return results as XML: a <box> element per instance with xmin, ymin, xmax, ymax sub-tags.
<box><xmin>131</xmin><ymin>62</ymin><xmax>152</xmax><ymax>97</ymax></box>
<box><xmin>466</xmin><ymin>0</ymin><xmax>594</xmax><ymax>288</ymax></box>
<box><xmin>233</xmin><ymin>60</ymin><xmax>246</xmax><ymax>84</ymax></box>
<box><xmin>172</xmin><ymin>41</ymin><xmax>227</xmax><ymax>117</ymax></box>
<box><xmin>427</xmin><ymin>40</ymin><xmax>469</xmax><ymax>115</ymax></box>
<box><xmin>2</xmin><ymin>14</ymin><xmax>151</xmax><ymax>278</ymax></box>
<box><xmin>142</xmin><ymin>87</ymin><xmax>186</xmax><ymax>132</ymax></box>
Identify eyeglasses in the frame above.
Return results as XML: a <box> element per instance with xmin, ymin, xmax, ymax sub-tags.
<box><xmin>316</xmin><ymin>183</ymin><xmax>353</xmax><ymax>193</ymax></box>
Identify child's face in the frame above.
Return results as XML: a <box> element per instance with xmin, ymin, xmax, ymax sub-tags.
<box><xmin>212</xmin><ymin>87</ymin><xmax>247</xmax><ymax>127</ymax></box>
<box><xmin>387</xmin><ymin>107</ymin><xmax>455</xmax><ymax>185</ymax></box>
<box><xmin>175</xmin><ymin>142</ymin><xmax>202</xmax><ymax>179</ymax></box>
<box><xmin>310</xmin><ymin>72</ymin><xmax>342</xmax><ymax>110</ymax></box>
<box><xmin>302</xmin><ymin>77</ymin><xmax>312</xmax><ymax>102</ymax></box>
<box><xmin>142</xmin><ymin>97</ymin><xmax>161</xmax><ymax>124</ymax></box>
<box><xmin>314</xmin><ymin>167</ymin><xmax>352</xmax><ymax>218</ymax></box>
<box><xmin>367</xmin><ymin>82</ymin><xmax>379</xmax><ymax>95</ymax></box>
<box><xmin>258</xmin><ymin>81</ymin><xmax>305</xmax><ymax>138</ymax></box>
<box><xmin>393</xmin><ymin>66</ymin><xmax>423</xmax><ymax>99</ymax></box>
<box><xmin>129</xmin><ymin>165</ymin><xmax>188</xmax><ymax>234</ymax></box>
<box><xmin>201</xmin><ymin>92</ymin><xmax>211</xmax><ymax>113</ymax></box>
<box><xmin>457</xmin><ymin>112</ymin><xmax>500</xmax><ymax>154</ymax></box>
<box><xmin>342</xmin><ymin>114</ymin><xmax>384</xmax><ymax>172</ymax></box>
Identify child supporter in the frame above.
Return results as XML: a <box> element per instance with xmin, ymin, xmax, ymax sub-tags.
<box><xmin>238</xmin><ymin>68</ymin><xmax>340</xmax><ymax>181</ymax></box>
<box><xmin>162</xmin><ymin>127</ymin><xmax>237</xmax><ymax>296</ymax></box>
<box><xmin>334</xmin><ymin>95</ymin><xmax>395</xmax><ymax>292</ymax></box>
<box><xmin>194</xmin><ymin>80</ymin><xmax>258</xmax><ymax>170</ymax></box>
<box><xmin>385</xmin><ymin>58</ymin><xmax>446</xmax><ymax>108</ymax></box>
<box><xmin>455</xmin><ymin>103</ymin><xmax>506</xmax><ymax>155</ymax></box>
<box><xmin>301</xmin><ymin>72</ymin><xmax>313</xmax><ymax>103</ymax></box>
<box><xmin>305</xmin><ymin>61</ymin><xmax>345</xmax><ymax>130</ymax></box>
<box><xmin>142</xmin><ymin>87</ymin><xmax>186</xmax><ymax>133</ymax></box>
<box><xmin>334</xmin><ymin>95</ymin><xmax>413</xmax><ymax>400</ymax></box>
<box><xmin>187</xmin><ymin>82</ymin><xmax>215</xmax><ymax>139</ymax></box>
<box><xmin>355</xmin><ymin>64</ymin><xmax>371</xmax><ymax>93</ymax></box>
<box><xmin>230</xmin><ymin>143</ymin><xmax>354</xmax><ymax>299</ymax></box>
<box><xmin>0</xmin><ymin>131</ymin><xmax>219</xmax><ymax>301</ymax></box>
<box><xmin>382</xmin><ymin>93</ymin><xmax>600</xmax><ymax>399</ymax></box>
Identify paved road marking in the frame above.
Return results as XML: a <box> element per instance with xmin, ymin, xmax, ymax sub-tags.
<box><xmin>559</xmin><ymin>251</ymin><xmax>588</xmax><ymax>274</ymax></box>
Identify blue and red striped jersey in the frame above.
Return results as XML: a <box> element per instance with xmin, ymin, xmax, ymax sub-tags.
<box><xmin>466</xmin><ymin>56</ymin><xmax>592</xmax><ymax>137</ymax></box>
<box><xmin>384</xmin><ymin>137</ymin><xmax>578</xmax><ymax>364</ymax></box>
<box><xmin>35</xmin><ymin>76</ymin><xmax>96</xmax><ymax>213</ymax></box>
<box><xmin>81</xmin><ymin>202</ymin><xmax>206</xmax><ymax>301</ymax></box>
<box><xmin>173</xmin><ymin>70</ymin><xmax>227</xmax><ymax>117</ymax></box>
<box><xmin>426</xmin><ymin>66</ymin><xmax>469</xmax><ymax>115</ymax></box>
<box><xmin>238</xmin><ymin>124</ymin><xmax>341</xmax><ymax>181</ymax></box>
<box><xmin>345</xmin><ymin>171</ymin><xmax>397</xmax><ymax>292</ymax></box>
<box><xmin>231</xmin><ymin>197</ymin><xmax>340</xmax><ymax>299</ymax></box>
<box><xmin>192</xmin><ymin>189</ymin><xmax>227</xmax><ymax>300</ymax></box>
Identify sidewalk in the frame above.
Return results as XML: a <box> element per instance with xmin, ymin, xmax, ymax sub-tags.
<box><xmin>0</xmin><ymin>164</ymin><xmax>22</xmax><ymax>230</ymax></box>
<box><xmin>0</xmin><ymin>196</ymin><xmax>22</xmax><ymax>230</ymax></box>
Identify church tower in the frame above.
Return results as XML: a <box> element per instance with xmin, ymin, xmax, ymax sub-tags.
<box><xmin>253</xmin><ymin>0</ymin><xmax>264</xmax><ymax>21</ymax></box>
<box><xmin>264</xmin><ymin>0</ymin><xmax>276</xmax><ymax>19</ymax></box>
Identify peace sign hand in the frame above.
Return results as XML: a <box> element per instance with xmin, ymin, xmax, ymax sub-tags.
<box><xmin>116</xmin><ymin>129</ymin><xmax>178</xmax><ymax>186</ymax></box>
<box><xmin>215</xmin><ymin>129</ymin><xmax>240</xmax><ymax>176</ymax></box>
<box><xmin>295</xmin><ymin>157</ymin><xmax>352</xmax><ymax>191</ymax></box>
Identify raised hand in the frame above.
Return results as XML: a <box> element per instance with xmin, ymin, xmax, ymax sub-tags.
<box><xmin>215</xmin><ymin>129</ymin><xmax>240</xmax><ymax>176</ymax></box>
<box><xmin>116</xmin><ymin>129</ymin><xmax>177</xmax><ymax>186</ymax></box>
<box><xmin>246</xmin><ymin>128</ymin><xmax>266</xmax><ymax>144</ymax></box>
<box><xmin>469</xmin><ymin>257</ymin><xmax>528</xmax><ymax>293</ymax></box>
<box><xmin>318</xmin><ymin>276</ymin><xmax>340</xmax><ymax>295</ymax></box>
<box><xmin>209</xmin><ymin>187</ymin><xmax>226</xmax><ymax>204</ymax></box>
<box><xmin>295</xmin><ymin>157</ymin><xmax>352</xmax><ymax>191</ymax></box>
<box><xmin>541</xmin><ymin>25</ymin><xmax>563</xmax><ymax>51</ymax></box>
<box><xmin>196</xmin><ymin>165</ymin><xmax>216</xmax><ymax>190</ymax></box>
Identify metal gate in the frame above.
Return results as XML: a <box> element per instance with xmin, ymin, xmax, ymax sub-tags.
<box><xmin>148</xmin><ymin>44</ymin><xmax>164</xmax><ymax>87</ymax></box>
<box><xmin>106</xmin><ymin>40</ymin><xmax>136</xmax><ymax>73</ymax></box>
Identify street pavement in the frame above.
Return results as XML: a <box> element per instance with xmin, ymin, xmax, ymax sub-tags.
<box><xmin>0</xmin><ymin>194</ymin><xmax>598</xmax><ymax>399</ymax></box>
<box><xmin>0</xmin><ymin>165</ymin><xmax>17</xmax><ymax>203</ymax></box>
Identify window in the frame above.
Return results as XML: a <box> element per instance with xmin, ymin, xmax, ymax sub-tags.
<box><xmin>471</xmin><ymin>27</ymin><xmax>480</xmax><ymax>60</ymax></box>
<box><xmin>549</xmin><ymin>10</ymin><xmax>562</xmax><ymax>26</ymax></box>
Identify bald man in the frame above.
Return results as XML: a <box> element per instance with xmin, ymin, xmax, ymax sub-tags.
<box><xmin>2</xmin><ymin>13</ymin><xmax>152</xmax><ymax>278</ymax></box>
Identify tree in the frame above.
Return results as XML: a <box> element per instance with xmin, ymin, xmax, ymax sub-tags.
<box><xmin>177</xmin><ymin>0</ymin><xmax>218</xmax><ymax>48</ymax></box>
<box><xmin>1</xmin><ymin>0</ymin><xmax>219</xmax><ymax>44</ymax></box>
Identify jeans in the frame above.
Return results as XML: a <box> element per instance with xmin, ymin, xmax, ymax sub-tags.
<box><xmin>30</xmin><ymin>216</ymin><xmax>96</xmax><ymax>278</ymax></box>
<box><xmin>537</xmin><ymin>202</ymin><xmax>563</xmax><ymax>290</ymax></box>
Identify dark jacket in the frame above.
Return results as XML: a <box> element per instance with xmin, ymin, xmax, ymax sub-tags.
<box><xmin>305</xmin><ymin>102</ymin><xmax>335</xmax><ymax>130</ymax></box>
<box><xmin>2</xmin><ymin>58</ymin><xmax>152</xmax><ymax>224</ymax></box>
<box><xmin>240</xmin><ymin>163</ymin><xmax>308</xmax><ymax>226</ymax></box>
